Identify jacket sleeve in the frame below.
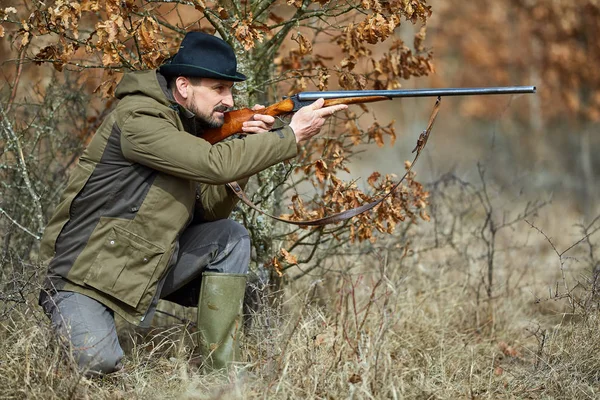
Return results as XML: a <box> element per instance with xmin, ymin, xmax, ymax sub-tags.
<box><xmin>119</xmin><ymin>105</ymin><xmax>298</xmax><ymax>185</ymax></box>
<box><xmin>193</xmin><ymin>177</ymin><xmax>249</xmax><ymax>222</ymax></box>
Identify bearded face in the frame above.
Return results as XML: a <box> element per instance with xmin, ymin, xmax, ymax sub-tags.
<box><xmin>188</xmin><ymin>102</ymin><xmax>229</xmax><ymax>129</ymax></box>
<box><xmin>180</xmin><ymin>77</ymin><xmax>235</xmax><ymax>129</ymax></box>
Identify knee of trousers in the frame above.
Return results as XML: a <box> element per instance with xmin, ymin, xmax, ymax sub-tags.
<box><xmin>75</xmin><ymin>346</ymin><xmax>123</xmax><ymax>375</ymax></box>
<box><xmin>215</xmin><ymin>220</ymin><xmax>251</xmax><ymax>274</ymax></box>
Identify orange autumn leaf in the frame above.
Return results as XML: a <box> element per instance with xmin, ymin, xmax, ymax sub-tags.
<box><xmin>280</xmin><ymin>248</ymin><xmax>298</xmax><ymax>265</ymax></box>
<box><xmin>315</xmin><ymin>159</ymin><xmax>328</xmax><ymax>183</ymax></box>
<box><xmin>271</xmin><ymin>257</ymin><xmax>283</xmax><ymax>277</ymax></box>
<box><xmin>293</xmin><ymin>32</ymin><xmax>313</xmax><ymax>56</ymax></box>
<box><xmin>367</xmin><ymin>172</ymin><xmax>381</xmax><ymax>187</ymax></box>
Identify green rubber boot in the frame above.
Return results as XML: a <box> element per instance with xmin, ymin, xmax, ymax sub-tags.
<box><xmin>196</xmin><ymin>272</ymin><xmax>247</xmax><ymax>371</ymax></box>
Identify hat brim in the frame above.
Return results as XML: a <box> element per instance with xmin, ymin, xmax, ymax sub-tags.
<box><xmin>159</xmin><ymin>64</ymin><xmax>247</xmax><ymax>82</ymax></box>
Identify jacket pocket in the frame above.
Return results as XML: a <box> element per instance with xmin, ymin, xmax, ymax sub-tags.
<box><xmin>84</xmin><ymin>225</ymin><xmax>165</xmax><ymax>308</ymax></box>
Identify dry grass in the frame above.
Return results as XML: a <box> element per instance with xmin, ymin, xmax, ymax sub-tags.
<box><xmin>1</xmin><ymin>194</ymin><xmax>599</xmax><ymax>399</ymax></box>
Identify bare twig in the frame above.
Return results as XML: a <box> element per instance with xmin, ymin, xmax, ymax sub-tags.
<box><xmin>5</xmin><ymin>44</ymin><xmax>28</xmax><ymax>115</ymax></box>
<box><xmin>524</xmin><ymin>219</ymin><xmax>578</xmax><ymax>309</ymax></box>
<box><xmin>0</xmin><ymin>208</ymin><xmax>41</xmax><ymax>241</ymax></box>
<box><xmin>0</xmin><ymin>105</ymin><xmax>45</xmax><ymax>236</ymax></box>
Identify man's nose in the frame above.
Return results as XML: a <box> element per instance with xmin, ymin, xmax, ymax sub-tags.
<box><xmin>221</xmin><ymin>89</ymin><xmax>234</xmax><ymax>108</ymax></box>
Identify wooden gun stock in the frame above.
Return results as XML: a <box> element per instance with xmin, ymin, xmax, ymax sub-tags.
<box><xmin>202</xmin><ymin>98</ymin><xmax>294</xmax><ymax>144</ymax></box>
<box><xmin>201</xmin><ymin>96</ymin><xmax>390</xmax><ymax>144</ymax></box>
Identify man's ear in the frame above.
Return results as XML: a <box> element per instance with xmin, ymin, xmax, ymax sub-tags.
<box><xmin>175</xmin><ymin>76</ymin><xmax>190</xmax><ymax>100</ymax></box>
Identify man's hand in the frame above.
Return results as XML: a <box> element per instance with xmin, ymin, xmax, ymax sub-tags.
<box><xmin>241</xmin><ymin>104</ymin><xmax>276</xmax><ymax>133</ymax></box>
<box><xmin>288</xmin><ymin>98</ymin><xmax>348</xmax><ymax>143</ymax></box>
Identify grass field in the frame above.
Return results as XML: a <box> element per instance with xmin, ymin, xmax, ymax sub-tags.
<box><xmin>1</xmin><ymin>179</ymin><xmax>598</xmax><ymax>399</ymax></box>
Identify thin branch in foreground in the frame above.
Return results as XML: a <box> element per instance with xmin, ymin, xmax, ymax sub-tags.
<box><xmin>0</xmin><ymin>105</ymin><xmax>45</xmax><ymax>235</ymax></box>
<box><xmin>0</xmin><ymin>208</ymin><xmax>41</xmax><ymax>241</ymax></box>
<box><xmin>523</xmin><ymin>218</ymin><xmax>600</xmax><ymax>312</ymax></box>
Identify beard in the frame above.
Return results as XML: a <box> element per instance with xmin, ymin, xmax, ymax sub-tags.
<box><xmin>190</xmin><ymin>103</ymin><xmax>228</xmax><ymax>129</ymax></box>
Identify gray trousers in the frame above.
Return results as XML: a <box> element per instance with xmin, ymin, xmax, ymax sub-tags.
<box><xmin>42</xmin><ymin>219</ymin><xmax>250</xmax><ymax>375</ymax></box>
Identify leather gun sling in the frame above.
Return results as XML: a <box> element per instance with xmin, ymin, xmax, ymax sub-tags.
<box><xmin>227</xmin><ymin>98</ymin><xmax>441</xmax><ymax>227</ymax></box>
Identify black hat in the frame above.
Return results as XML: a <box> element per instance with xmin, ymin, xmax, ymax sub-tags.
<box><xmin>159</xmin><ymin>32</ymin><xmax>247</xmax><ymax>82</ymax></box>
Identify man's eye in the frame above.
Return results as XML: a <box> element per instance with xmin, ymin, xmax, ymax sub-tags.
<box><xmin>216</xmin><ymin>86</ymin><xmax>229</xmax><ymax>94</ymax></box>
<box><xmin>213</xmin><ymin>85</ymin><xmax>233</xmax><ymax>94</ymax></box>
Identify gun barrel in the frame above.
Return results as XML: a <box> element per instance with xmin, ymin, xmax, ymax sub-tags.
<box><xmin>297</xmin><ymin>86</ymin><xmax>537</xmax><ymax>101</ymax></box>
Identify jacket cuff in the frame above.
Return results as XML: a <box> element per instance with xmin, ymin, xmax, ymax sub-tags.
<box><xmin>278</xmin><ymin>125</ymin><xmax>298</xmax><ymax>158</ymax></box>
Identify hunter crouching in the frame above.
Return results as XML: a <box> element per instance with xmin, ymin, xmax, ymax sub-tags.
<box><xmin>38</xmin><ymin>31</ymin><xmax>347</xmax><ymax>375</ymax></box>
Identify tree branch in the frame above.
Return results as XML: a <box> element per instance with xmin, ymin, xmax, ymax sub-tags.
<box><xmin>5</xmin><ymin>44</ymin><xmax>28</xmax><ymax>115</ymax></box>
<box><xmin>0</xmin><ymin>208</ymin><xmax>41</xmax><ymax>241</ymax></box>
<box><xmin>252</xmin><ymin>0</ymin><xmax>277</xmax><ymax>19</ymax></box>
<box><xmin>0</xmin><ymin>104</ymin><xmax>45</xmax><ymax>236</ymax></box>
<box><xmin>203</xmin><ymin>7</ymin><xmax>231</xmax><ymax>41</ymax></box>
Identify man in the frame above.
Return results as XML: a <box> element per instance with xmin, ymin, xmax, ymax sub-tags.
<box><xmin>38</xmin><ymin>32</ymin><xmax>347</xmax><ymax>375</ymax></box>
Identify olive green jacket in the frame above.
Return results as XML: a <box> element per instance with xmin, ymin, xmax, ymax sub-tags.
<box><xmin>39</xmin><ymin>70</ymin><xmax>297</xmax><ymax>325</ymax></box>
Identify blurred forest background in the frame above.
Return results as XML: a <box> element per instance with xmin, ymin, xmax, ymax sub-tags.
<box><xmin>363</xmin><ymin>1</ymin><xmax>599</xmax><ymax>217</ymax></box>
<box><xmin>0</xmin><ymin>0</ymin><xmax>599</xmax><ymax>398</ymax></box>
